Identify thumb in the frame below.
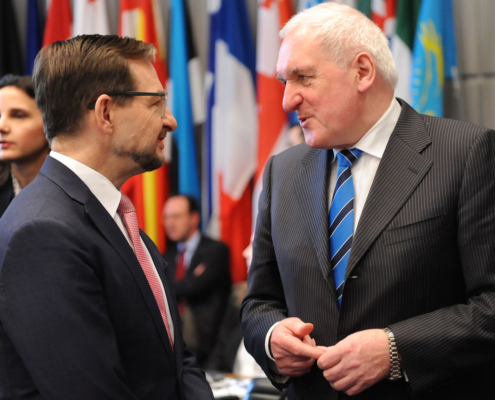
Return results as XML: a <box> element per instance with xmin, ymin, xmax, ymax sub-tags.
<box><xmin>293</xmin><ymin>322</ymin><xmax>314</xmax><ymax>338</ymax></box>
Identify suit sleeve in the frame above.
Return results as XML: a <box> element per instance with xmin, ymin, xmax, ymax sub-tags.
<box><xmin>0</xmin><ymin>218</ymin><xmax>139</xmax><ymax>399</ymax></box>
<box><xmin>181</xmin><ymin>348</ymin><xmax>214</xmax><ymax>400</ymax></box>
<box><xmin>390</xmin><ymin>128</ymin><xmax>495</xmax><ymax>393</ymax></box>
<box><xmin>240</xmin><ymin>157</ymin><xmax>290</xmax><ymax>388</ymax></box>
<box><xmin>173</xmin><ymin>241</ymin><xmax>230</xmax><ymax>300</ymax></box>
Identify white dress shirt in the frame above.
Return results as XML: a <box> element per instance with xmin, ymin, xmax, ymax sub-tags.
<box><xmin>49</xmin><ymin>151</ymin><xmax>174</xmax><ymax>341</ymax></box>
<box><xmin>178</xmin><ymin>230</ymin><xmax>201</xmax><ymax>269</ymax></box>
<box><xmin>264</xmin><ymin>98</ymin><xmax>402</xmax><ymax>371</ymax></box>
<box><xmin>329</xmin><ymin>98</ymin><xmax>402</xmax><ymax>228</ymax></box>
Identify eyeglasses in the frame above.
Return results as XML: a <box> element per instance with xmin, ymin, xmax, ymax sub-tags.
<box><xmin>87</xmin><ymin>91</ymin><xmax>168</xmax><ymax>118</ymax></box>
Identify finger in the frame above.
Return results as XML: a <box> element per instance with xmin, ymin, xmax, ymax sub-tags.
<box><xmin>284</xmin><ymin>321</ymin><xmax>314</xmax><ymax>339</ymax></box>
<box><xmin>279</xmin><ymin>366</ymin><xmax>312</xmax><ymax>377</ymax></box>
<box><xmin>322</xmin><ymin>363</ymin><xmax>345</xmax><ymax>383</ymax></box>
<box><xmin>301</xmin><ymin>334</ymin><xmax>314</xmax><ymax>346</ymax></box>
<box><xmin>295</xmin><ymin>322</ymin><xmax>314</xmax><ymax>338</ymax></box>
<box><xmin>277</xmin><ymin>359</ymin><xmax>315</xmax><ymax>377</ymax></box>
<box><xmin>274</xmin><ymin>333</ymin><xmax>325</xmax><ymax>360</ymax></box>
<box><xmin>329</xmin><ymin>376</ymin><xmax>360</xmax><ymax>395</ymax></box>
<box><xmin>317</xmin><ymin>346</ymin><xmax>341</xmax><ymax>369</ymax></box>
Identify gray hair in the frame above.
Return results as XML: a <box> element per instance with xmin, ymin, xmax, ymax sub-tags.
<box><xmin>280</xmin><ymin>2</ymin><xmax>398</xmax><ymax>89</ymax></box>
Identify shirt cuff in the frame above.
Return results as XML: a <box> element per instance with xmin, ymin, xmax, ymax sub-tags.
<box><xmin>265</xmin><ymin>321</ymin><xmax>280</xmax><ymax>361</ymax></box>
<box><xmin>264</xmin><ymin>322</ymin><xmax>289</xmax><ymax>382</ymax></box>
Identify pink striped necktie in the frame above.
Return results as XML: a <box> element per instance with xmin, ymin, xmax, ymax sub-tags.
<box><xmin>118</xmin><ymin>193</ymin><xmax>174</xmax><ymax>348</ymax></box>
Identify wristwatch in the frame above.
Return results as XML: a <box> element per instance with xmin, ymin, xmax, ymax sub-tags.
<box><xmin>383</xmin><ymin>327</ymin><xmax>402</xmax><ymax>381</ymax></box>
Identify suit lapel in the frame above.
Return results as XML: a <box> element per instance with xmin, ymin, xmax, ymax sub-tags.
<box><xmin>41</xmin><ymin>157</ymin><xmax>176</xmax><ymax>365</ymax></box>
<box><xmin>188</xmin><ymin>235</ymin><xmax>204</xmax><ymax>273</ymax></box>
<box><xmin>345</xmin><ymin>101</ymin><xmax>433</xmax><ymax>278</ymax></box>
<box><xmin>291</xmin><ymin>148</ymin><xmax>336</xmax><ymax>291</ymax></box>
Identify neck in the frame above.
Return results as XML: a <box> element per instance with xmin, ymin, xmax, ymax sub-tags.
<box><xmin>350</xmin><ymin>90</ymin><xmax>394</xmax><ymax>147</ymax></box>
<box><xmin>51</xmin><ymin>135</ymin><xmax>135</xmax><ymax>189</ymax></box>
<box><xmin>11</xmin><ymin>148</ymin><xmax>50</xmax><ymax>188</ymax></box>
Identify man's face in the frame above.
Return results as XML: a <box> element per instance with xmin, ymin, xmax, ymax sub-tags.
<box><xmin>276</xmin><ymin>33</ymin><xmax>361</xmax><ymax>149</ymax></box>
<box><xmin>113</xmin><ymin>59</ymin><xmax>177</xmax><ymax>172</ymax></box>
<box><xmin>163</xmin><ymin>196</ymin><xmax>198</xmax><ymax>243</ymax></box>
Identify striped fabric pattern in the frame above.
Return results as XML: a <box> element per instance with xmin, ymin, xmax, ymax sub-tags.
<box><xmin>242</xmin><ymin>99</ymin><xmax>495</xmax><ymax>399</ymax></box>
<box><xmin>118</xmin><ymin>193</ymin><xmax>174</xmax><ymax>349</ymax></box>
<box><xmin>329</xmin><ymin>149</ymin><xmax>363</xmax><ymax>305</ymax></box>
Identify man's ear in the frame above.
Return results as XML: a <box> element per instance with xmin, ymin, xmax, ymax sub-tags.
<box><xmin>191</xmin><ymin>211</ymin><xmax>200</xmax><ymax>230</ymax></box>
<box><xmin>354</xmin><ymin>52</ymin><xmax>375</xmax><ymax>93</ymax></box>
<box><xmin>93</xmin><ymin>94</ymin><xmax>115</xmax><ymax>134</ymax></box>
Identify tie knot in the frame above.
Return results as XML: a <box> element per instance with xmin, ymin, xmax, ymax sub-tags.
<box><xmin>337</xmin><ymin>149</ymin><xmax>363</xmax><ymax>168</ymax></box>
<box><xmin>177</xmin><ymin>242</ymin><xmax>186</xmax><ymax>254</ymax></box>
<box><xmin>118</xmin><ymin>193</ymin><xmax>136</xmax><ymax>215</ymax></box>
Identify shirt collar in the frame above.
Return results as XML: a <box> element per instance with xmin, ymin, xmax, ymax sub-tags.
<box><xmin>179</xmin><ymin>230</ymin><xmax>201</xmax><ymax>253</ymax></box>
<box><xmin>49</xmin><ymin>151</ymin><xmax>122</xmax><ymax>218</ymax></box>
<box><xmin>333</xmin><ymin>98</ymin><xmax>401</xmax><ymax>159</ymax></box>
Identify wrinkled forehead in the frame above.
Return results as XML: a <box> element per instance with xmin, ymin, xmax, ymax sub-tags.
<box><xmin>276</xmin><ymin>32</ymin><xmax>326</xmax><ymax>78</ymax></box>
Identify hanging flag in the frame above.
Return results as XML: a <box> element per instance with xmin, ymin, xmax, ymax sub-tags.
<box><xmin>253</xmin><ymin>0</ymin><xmax>294</xmax><ymax>225</ymax></box>
<box><xmin>390</xmin><ymin>0</ymin><xmax>421</xmax><ymax>103</ymax></box>
<box><xmin>206</xmin><ymin>0</ymin><xmax>257</xmax><ymax>283</ymax></box>
<box><xmin>73</xmin><ymin>0</ymin><xmax>111</xmax><ymax>36</ymax></box>
<box><xmin>299</xmin><ymin>0</ymin><xmax>325</xmax><ymax>11</ymax></box>
<box><xmin>371</xmin><ymin>0</ymin><xmax>396</xmax><ymax>41</ymax></box>
<box><xmin>25</xmin><ymin>0</ymin><xmax>43</xmax><ymax>74</ymax></box>
<box><xmin>357</xmin><ymin>0</ymin><xmax>372</xmax><ymax>18</ymax></box>
<box><xmin>168</xmin><ymin>0</ymin><xmax>201</xmax><ymax>201</ymax></box>
<box><xmin>119</xmin><ymin>0</ymin><xmax>169</xmax><ymax>253</ymax></box>
<box><xmin>43</xmin><ymin>0</ymin><xmax>72</xmax><ymax>46</ymax></box>
<box><xmin>0</xmin><ymin>0</ymin><xmax>23</xmax><ymax>76</ymax></box>
<box><xmin>411</xmin><ymin>0</ymin><xmax>458</xmax><ymax>117</ymax></box>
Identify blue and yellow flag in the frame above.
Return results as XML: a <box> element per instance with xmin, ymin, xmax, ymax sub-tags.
<box><xmin>411</xmin><ymin>0</ymin><xmax>458</xmax><ymax>117</ymax></box>
<box><xmin>169</xmin><ymin>0</ymin><xmax>201</xmax><ymax>201</ymax></box>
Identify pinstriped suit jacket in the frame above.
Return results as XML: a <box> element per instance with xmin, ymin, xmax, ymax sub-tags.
<box><xmin>241</xmin><ymin>100</ymin><xmax>495</xmax><ymax>399</ymax></box>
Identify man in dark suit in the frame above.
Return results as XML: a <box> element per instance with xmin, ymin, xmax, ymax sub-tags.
<box><xmin>241</xmin><ymin>3</ymin><xmax>495</xmax><ymax>399</ymax></box>
<box><xmin>163</xmin><ymin>195</ymin><xmax>231</xmax><ymax>367</ymax></box>
<box><xmin>0</xmin><ymin>35</ymin><xmax>213</xmax><ymax>399</ymax></box>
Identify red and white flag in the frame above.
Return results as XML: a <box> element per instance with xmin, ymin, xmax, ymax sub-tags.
<box><xmin>253</xmin><ymin>0</ymin><xmax>294</xmax><ymax>224</ymax></box>
<box><xmin>73</xmin><ymin>0</ymin><xmax>111</xmax><ymax>36</ymax></box>
<box><xmin>43</xmin><ymin>0</ymin><xmax>72</xmax><ymax>46</ymax></box>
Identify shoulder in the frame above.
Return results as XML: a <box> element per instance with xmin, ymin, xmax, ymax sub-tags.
<box><xmin>199</xmin><ymin>235</ymin><xmax>229</xmax><ymax>253</ymax></box>
<box><xmin>422</xmin><ymin>114</ymin><xmax>493</xmax><ymax>142</ymax></box>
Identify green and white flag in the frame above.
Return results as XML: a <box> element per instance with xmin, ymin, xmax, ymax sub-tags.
<box><xmin>390</xmin><ymin>0</ymin><xmax>421</xmax><ymax>103</ymax></box>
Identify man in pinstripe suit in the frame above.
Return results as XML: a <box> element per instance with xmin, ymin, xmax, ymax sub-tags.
<box><xmin>241</xmin><ymin>3</ymin><xmax>495</xmax><ymax>399</ymax></box>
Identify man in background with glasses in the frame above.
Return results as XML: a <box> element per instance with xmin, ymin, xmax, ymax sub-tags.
<box><xmin>0</xmin><ymin>35</ymin><xmax>213</xmax><ymax>400</ymax></box>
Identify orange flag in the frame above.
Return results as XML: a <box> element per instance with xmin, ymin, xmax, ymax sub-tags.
<box><xmin>119</xmin><ymin>0</ymin><xmax>169</xmax><ymax>253</ymax></box>
<box><xmin>43</xmin><ymin>0</ymin><xmax>72</xmax><ymax>46</ymax></box>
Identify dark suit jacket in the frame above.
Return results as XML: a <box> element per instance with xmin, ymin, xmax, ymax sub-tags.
<box><xmin>163</xmin><ymin>236</ymin><xmax>231</xmax><ymax>364</ymax></box>
<box><xmin>241</xmin><ymin>100</ymin><xmax>495</xmax><ymax>399</ymax></box>
<box><xmin>0</xmin><ymin>156</ymin><xmax>213</xmax><ymax>400</ymax></box>
<box><xmin>0</xmin><ymin>170</ymin><xmax>13</xmax><ymax>218</ymax></box>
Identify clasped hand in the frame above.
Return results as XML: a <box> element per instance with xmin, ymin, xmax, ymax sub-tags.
<box><xmin>270</xmin><ymin>318</ymin><xmax>390</xmax><ymax>396</ymax></box>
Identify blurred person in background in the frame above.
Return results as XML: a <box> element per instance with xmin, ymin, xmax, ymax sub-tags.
<box><xmin>0</xmin><ymin>75</ymin><xmax>49</xmax><ymax>217</ymax></box>
<box><xmin>163</xmin><ymin>194</ymin><xmax>232</xmax><ymax>368</ymax></box>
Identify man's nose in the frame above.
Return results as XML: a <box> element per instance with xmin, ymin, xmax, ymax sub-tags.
<box><xmin>282</xmin><ymin>83</ymin><xmax>303</xmax><ymax>113</ymax></box>
<box><xmin>163</xmin><ymin>108</ymin><xmax>178</xmax><ymax>132</ymax></box>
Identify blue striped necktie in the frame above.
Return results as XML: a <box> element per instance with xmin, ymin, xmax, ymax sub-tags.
<box><xmin>329</xmin><ymin>148</ymin><xmax>363</xmax><ymax>307</ymax></box>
